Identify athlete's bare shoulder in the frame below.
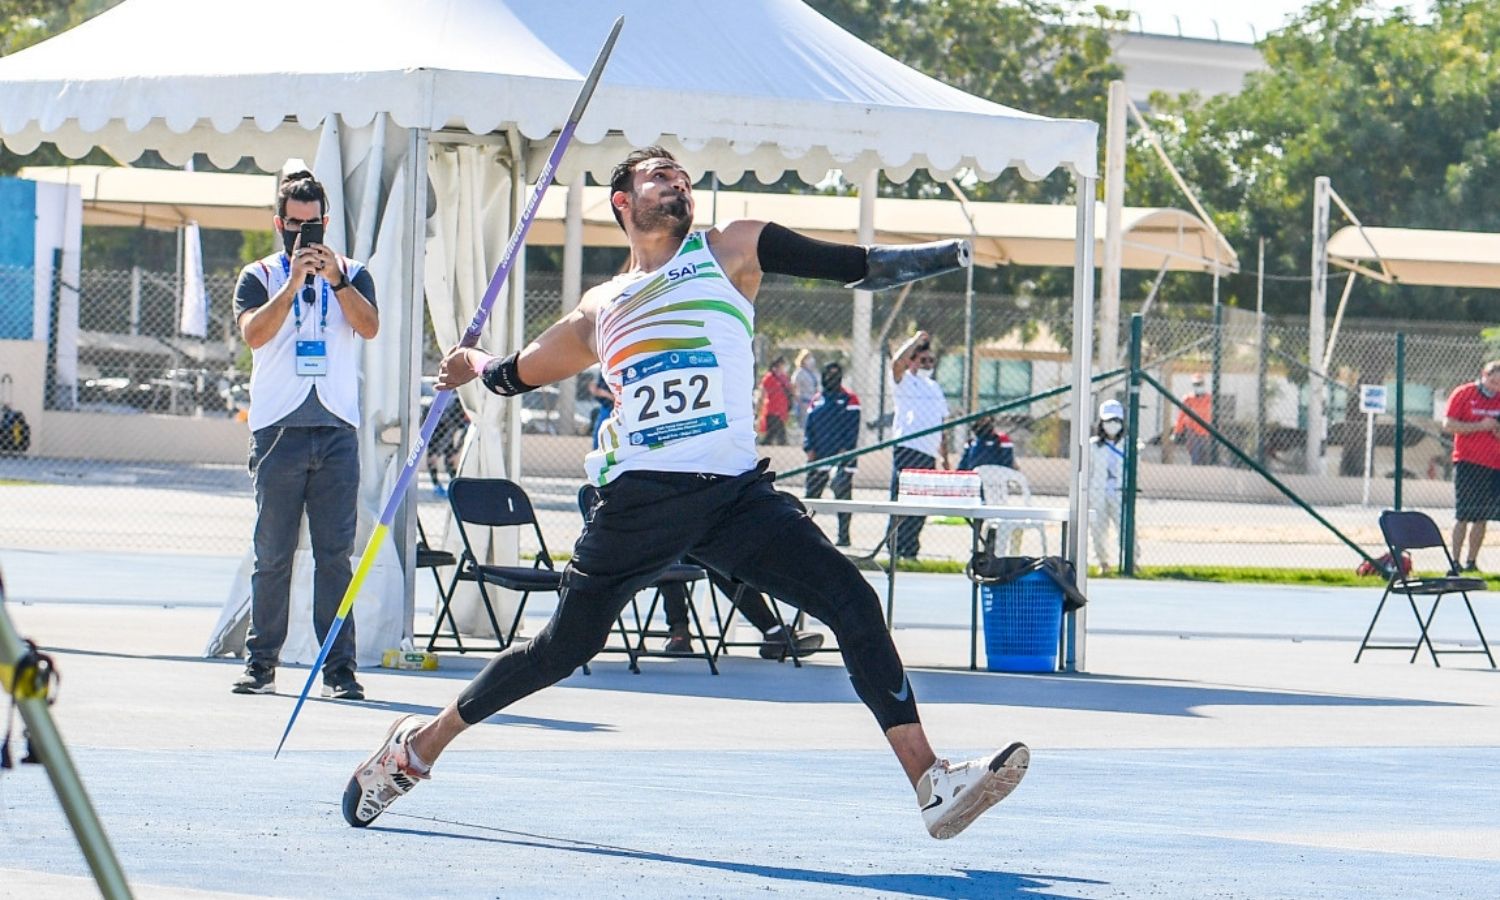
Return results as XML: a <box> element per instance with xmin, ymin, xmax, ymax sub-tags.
<box><xmin>707</xmin><ymin>220</ymin><xmax>767</xmax><ymax>299</ymax></box>
<box><xmin>576</xmin><ymin>276</ymin><xmax>630</xmax><ymax>321</ymax></box>
<box><xmin>707</xmin><ymin>219</ymin><xmax>767</xmax><ymax>263</ymax></box>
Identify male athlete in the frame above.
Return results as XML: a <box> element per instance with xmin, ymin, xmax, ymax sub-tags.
<box><xmin>343</xmin><ymin>147</ymin><xmax>1028</xmax><ymax>840</ymax></box>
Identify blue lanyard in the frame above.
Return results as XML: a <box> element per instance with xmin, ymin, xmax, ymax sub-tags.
<box><xmin>280</xmin><ymin>254</ymin><xmax>329</xmax><ymax>333</ymax></box>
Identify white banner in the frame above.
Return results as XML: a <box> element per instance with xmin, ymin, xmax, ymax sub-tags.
<box><xmin>179</xmin><ymin>221</ymin><xmax>208</xmax><ymax>337</ymax></box>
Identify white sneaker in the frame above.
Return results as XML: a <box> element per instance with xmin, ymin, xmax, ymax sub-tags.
<box><xmin>342</xmin><ymin>714</ymin><xmax>430</xmax><ymax>827</ymax></box>
<box><xmin>918</xmin><ymin>742</ymin><xmax>1030</xmax><ymax>839</ymax></box>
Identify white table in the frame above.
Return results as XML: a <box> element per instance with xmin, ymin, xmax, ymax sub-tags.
<box><xmin>802</xmin><ymin>498</ymin><xmax>1071</xmax><ymax>671</ymax></box>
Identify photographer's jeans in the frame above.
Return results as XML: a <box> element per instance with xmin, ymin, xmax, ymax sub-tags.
<box><xmin>246</xmin><ymin>424</ymin><xmax>359</xmax><ymax>675</ymax></box>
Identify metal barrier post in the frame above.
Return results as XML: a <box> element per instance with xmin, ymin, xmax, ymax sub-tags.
<box><xmin>1256</xmin><ymin>308</ymin><xmax>1269</xmax><ymax>466</ymax></box>
<box><xmin>0</xmin><ymin>584</ymin><xmax>133</xmax><ymax>899</ymax></box>
<box><xmin>1395</xmin><ymin>332</ymin><xmax>1405</xmax><ymax>510</ymax></box>
<box><xmin>1210</xmin><ymin>303</ymin><xmax>1223</xmax><ymax>466</ymax></box>
<box><xmin>1123</xmin><ymin>314</ymin><xmax>1143</xmax><ymax>575</ymax></box>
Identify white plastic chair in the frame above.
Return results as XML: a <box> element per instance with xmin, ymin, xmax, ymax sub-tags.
<box><xmin>973</xmin><ymin>465</ymin><xmax>1047</xmax><ymax>555</ymax></box>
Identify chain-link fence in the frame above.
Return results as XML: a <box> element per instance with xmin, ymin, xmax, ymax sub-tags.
<box><xmin>1105</xmin><ymin>307</ymin><xmax>1484</xmax><ymax>573</ymax></box>
<box><xmin>0</xmin><ymin>264</ymin><xmax>1492</xmax><ymax>575</ymax></box>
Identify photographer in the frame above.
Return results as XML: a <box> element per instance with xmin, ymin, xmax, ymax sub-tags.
<box><xmin>231</xmin><ymin>171</ymin><xmax>379</xmax><ymax>700</ymax></box>
<box><xmin>888</xmin><ymin>329</ymin><xmax>950</xmax><ymax>559</ymax></box>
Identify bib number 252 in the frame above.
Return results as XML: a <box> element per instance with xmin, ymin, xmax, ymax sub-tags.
<box><xmin>618</xmin><ymin>350</ymin><xmax>728</xmax><ymax>446</ymax></box>
<box><xmin>635</xmin><ymin>374</ymin><xmax>712</xmax><ymax>421</ymax></box>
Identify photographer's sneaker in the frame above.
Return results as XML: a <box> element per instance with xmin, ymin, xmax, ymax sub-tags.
<box><xmin>918</xmin><ymin>743</ymin><xmax>1029</xmax><ymax>840</ymax></box>
<box><xmin>322</xmin><ymin>667</ymin><xmax>365</xmax><ymax>701</ymax></box>
<box><xmin>342</xmin><ymin>714</ymin><xmax>430</xmax><ymax>827</ymax></box>
<box><xmin>231</xmin><ymin>664</ymin><xmax>275</xmax><ymax>695</ymax></box>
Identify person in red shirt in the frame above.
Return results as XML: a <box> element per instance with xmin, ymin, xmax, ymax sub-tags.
<box><xmin>1441</xmin><ymin>360</ymin><xmax>1500</xmax><ymax>571</ymax></box>
<box><xmin>756</xmin><ymin>356</ymin><xmax>793</xmax><ymax>445</ymax></box>
<box><xmin>1171</xmin><ymin>373</ymin><xmax>1214</xmax><ymax>465</ymax></box>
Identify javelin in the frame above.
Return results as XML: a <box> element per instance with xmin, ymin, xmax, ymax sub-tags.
<box><xmin>274</xmin><ymin>16</ymin><xmax>624</xmax><ymax>758</ymax></box>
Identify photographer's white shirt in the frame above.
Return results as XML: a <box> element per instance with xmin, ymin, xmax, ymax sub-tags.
<box><xmin>234</xmin><ymin>252</ymin><xmax>374</xmax><ymax>431</ymax></box>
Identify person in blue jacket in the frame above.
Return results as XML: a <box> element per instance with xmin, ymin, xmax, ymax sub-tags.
<box><xmin>958</xmin><ymin>413</ymin><xmax>1018</xmax><ymax>472</ymax></box>
<box><xmin>803</xmin><ymin>361</ymin><xmax>861</xmax><ymax>546</ymax></box>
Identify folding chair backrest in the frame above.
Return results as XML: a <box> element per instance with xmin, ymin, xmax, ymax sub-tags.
<box><xmin>1379</xmin><ymin>509</ymin><xmax>1446</xmax><ymax>555</ymax></box>
<box><xmin>449</xmin><ymin>477</ymin><xmax>539</xmax><ymax>528</ymax></box>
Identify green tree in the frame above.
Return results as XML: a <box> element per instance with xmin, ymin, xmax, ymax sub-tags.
<box><xmin>810</xmin><ymin>0</ymin><xmax>1125</xmax><ymax>203</ymax></box>
<box><xmin>1132</xmin><ymin>0</ymin><xmax>1500</xmax><ymax>324</ymax></box>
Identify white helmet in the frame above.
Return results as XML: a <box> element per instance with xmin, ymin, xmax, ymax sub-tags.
<box><xmin>1098</xmin><ymin>399</ymin><xmax>1124</xmax><ymax>421</ymax></box>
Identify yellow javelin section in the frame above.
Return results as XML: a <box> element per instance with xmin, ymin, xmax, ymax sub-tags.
<box><xmin>335</xmin><ymin>522</ymin><xmax>389</xmax><ymax>619</ymax></box>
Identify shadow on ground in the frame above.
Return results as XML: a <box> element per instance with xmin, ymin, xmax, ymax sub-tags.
<box><xmin>376</xmin><ymin>815</ymin><xmax>1107</xmax><ymax>899</ymax></box>
<box><xmin>45</xmin><ymin>644</ymin><xmax>1471</xmax><ymax>721</ymax></box>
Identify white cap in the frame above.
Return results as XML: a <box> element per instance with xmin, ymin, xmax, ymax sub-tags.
<box><xmin>1099</xmin><ymin>399</ymin><xmax>1124</xmax><ymax>421</ymax></box>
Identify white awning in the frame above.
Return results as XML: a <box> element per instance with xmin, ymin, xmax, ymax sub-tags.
<box><xmin>26</xmin><ymin>167</ymin><xmax>1230</xmax><ymax>273</ymax></box>
<box><xmin>18</xmin><ymin>165</ymin><xmax>273</xmax><ymax>231</ymax></box>
<box><xmin>1328</xmin><ymin>225</ymin><xmax>1500</xmax><ymax>289</ymax></box>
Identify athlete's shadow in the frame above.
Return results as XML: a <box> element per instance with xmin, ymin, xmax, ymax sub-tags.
<box><xmin>374</xmin><ymin>821</ymin><xmax>1105</xmax><ymax>898</ymax></box>
<box><xmin>557</xmin><ymin>656</ymin><xmax>1464</xmax><ymax>718</ymax></box>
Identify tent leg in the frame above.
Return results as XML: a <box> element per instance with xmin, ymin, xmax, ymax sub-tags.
<box><xmin>397</xmin><ymin>127</ymin><xmax>430</xmax><ymax>641</ymax></box>
<box><xmin>852</xmin><ymin>170</ymin><xmax>877</xmax><ymax>424</ymax></box>
<box><xmin>1064</xmin><ymin>174</ymin><xmax>1096</xmax><ymax>674</ymax></box>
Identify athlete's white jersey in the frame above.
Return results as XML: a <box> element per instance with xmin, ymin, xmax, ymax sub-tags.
<box><xmin>584</xmin><ymin>231</ymin><xmax>758</xmax><ymax>485</ymax></box>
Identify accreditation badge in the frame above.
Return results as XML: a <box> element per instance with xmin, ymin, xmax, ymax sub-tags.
<box><xmin>295</xmin><ymin>340</ymin><xmax>329</xmax><ymax>377</ymax></box>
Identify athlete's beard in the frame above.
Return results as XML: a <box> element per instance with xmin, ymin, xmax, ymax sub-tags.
<box><xmin>630</xmin><ymin>193</ymin><xmax>692</xmax><ymax>242</ymax></box>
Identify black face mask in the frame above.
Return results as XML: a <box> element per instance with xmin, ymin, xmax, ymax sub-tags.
<box><xmin>280</xmin><ymin>229</ymin><xmax>300</xmax><ymax>258</ymax></box>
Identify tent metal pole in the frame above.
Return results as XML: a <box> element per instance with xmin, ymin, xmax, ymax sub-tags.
<box><xmin>1100</xmin><ymin>80</ymin><xmax>1126</xmax><ymax>373</ymax></box>
<box><xmin>1308</xmin><ymin>176</ymin><xmax>1330</xmax><ymax>476</ymax></box>
<box><xmin>505</xmin><ymin>131</ymin><xmax>527</xmax><ymax>481</ymax></box>
<box><xmin>852</xmin><ymin>170</ymin><xmax>877</xmax><ymax>436</ymax></box>
<box><xmin>558</xmin><ymin>181</ymin><xmax>584</xmax><ymax>433</ymax></box>
<box><xmin>1065</xmin><ymin>173</ymin><xmax>1097</xmax><ymax>674</ymax></box>
<box><xmin>946</xmin><ymin>179</ymin><xmax>980</xmax><ymax>414</ymax></box>
<box><xmin>396</xmin><ymin>126</ymin><xmax>429</xmax><ymax>635</ymax></box>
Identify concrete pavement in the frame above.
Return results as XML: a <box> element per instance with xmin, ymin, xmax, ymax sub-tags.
<box><xmin>2</xmin><ymin>551</ymin><xmax>1499</xmax><ymax>898</ymax></box>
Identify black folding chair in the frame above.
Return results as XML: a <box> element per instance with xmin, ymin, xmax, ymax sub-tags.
<box><xmin>414</xmin><ymin>517</ymin><xmax>459</xmax><ymax>652</ymax></box>
<box><xmin>1356</xmin><ymin>510</ymin><xmax>1495</xmax><ymax>668</ymax></box>
<box><xmin>428</xmin><ymin>478</ymin><xmax>563</xmax><ymax>655</ymax></box>
<box><xmin>710</xmin><ymin>576</ymin><xmax>821</xmax><ymax>668</ymax></box>
<box><xmin>615</xmin><ymin>562</ymin><xmax>722</xmax><ymax>675</ymax></box>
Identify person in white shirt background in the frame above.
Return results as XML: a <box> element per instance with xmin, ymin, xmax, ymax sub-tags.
<box><xmin>888</xmin><ymin>329</ymin><xmax>950</xmax><ymax>559</ymax></box>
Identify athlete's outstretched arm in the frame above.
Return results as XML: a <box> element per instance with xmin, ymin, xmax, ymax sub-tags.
<box><xmin>437</xmin><ymin>300</ymin><xmax>597</xmax><ymax>394</ymax></box>
<box><xmin>712</xmin><ymin>220</ymin><xmax>971</xmax><ymax>298</ymax></box>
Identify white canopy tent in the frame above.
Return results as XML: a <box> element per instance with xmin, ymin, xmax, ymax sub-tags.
<box><xmin>0</xmin><ymin>0</ymin><xmax>1101</xmax><ymax>669</ymax></box>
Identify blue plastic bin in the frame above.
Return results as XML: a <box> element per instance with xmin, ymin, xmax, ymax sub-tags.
<box><xmin>982</xmin><ymin>569</ymin><xmax>1063</xmax><ymax>672</ymax></box>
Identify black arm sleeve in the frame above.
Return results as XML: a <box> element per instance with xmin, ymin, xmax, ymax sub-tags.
<box><xmin>757</xmin><ymin>222</ymin><xmax>868</xmax><ymax>284</ymax></box>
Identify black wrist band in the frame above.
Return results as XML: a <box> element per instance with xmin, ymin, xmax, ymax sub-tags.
<box><xmin>480</xmin><ymin>351</ymin><xmax>538</xmax><ymax>397</ymax></box>
<box><xmin>330</xmin><ymin>275</ymin><xmax>350</xmax><ymax>291</ymax></box>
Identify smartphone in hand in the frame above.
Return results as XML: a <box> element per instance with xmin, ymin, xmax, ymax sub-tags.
<box><xmin>299</xmin><ymin>220</ymin><xmax>325</xmax><ymax>248</ymax></box>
